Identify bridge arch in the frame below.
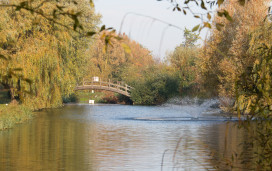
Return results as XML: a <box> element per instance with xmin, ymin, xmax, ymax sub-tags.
<box><xmin>75</xmin><ymin>79</ymin><xmax>133</xmax><ymax>97</ymax></box>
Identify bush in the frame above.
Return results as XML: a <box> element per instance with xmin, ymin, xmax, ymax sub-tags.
<box><xmin>62</xmin><ymin>93</ymin><xmax>78</xmax><ymax>103</ymax></box>
<box><xmin>130</xmin><ymin>69</ymin><xmax>179</xmax><ymax>105</ymax></box>
<box><xmin>0</xmin><ymin>104</ymin><xmax>33</xmax><ymax>130</ymax></box>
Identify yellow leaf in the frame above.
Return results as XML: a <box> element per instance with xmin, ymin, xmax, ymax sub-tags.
<box><xmin>121</xmin><ymin>43</ymin><xmax>131</xmax><ymax>54</ymax></box>
<box><xmin>218</xmin><ymin>0</ymin><xmax>224</xmax><ymax>7</ymax></box>
<box><xmin>207</xmin><ymin>13</ymin><xmax>211</xmax><ymax>20</ymax></box>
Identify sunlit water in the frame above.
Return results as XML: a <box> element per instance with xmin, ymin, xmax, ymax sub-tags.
<box><xmin>0</xmin><ymin>101</ymin><xmax>251</xmax><ymax>170</ymax></box>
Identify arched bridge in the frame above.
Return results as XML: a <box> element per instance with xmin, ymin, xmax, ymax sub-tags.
<box><xmin>75</xmin><ymin>79</ymin><xmax>133</xmax><ymax>97</ymax></box>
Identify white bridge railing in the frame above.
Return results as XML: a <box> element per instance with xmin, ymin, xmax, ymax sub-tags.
<box><xmin>75</xmin><ymin>78</ymin><xmax>133</xmax><ymax>97</ymax></box>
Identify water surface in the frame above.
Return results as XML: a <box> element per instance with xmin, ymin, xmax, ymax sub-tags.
<box><xmin>0</xmin><ymin>102</ymin><xmax>251</xmax><ymax>170</ymax></box>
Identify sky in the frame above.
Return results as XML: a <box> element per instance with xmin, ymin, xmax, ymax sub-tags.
<box><xmin>94</xmin><ymin>0</ymin><xmax>206</xmax><ymax>59</ymax></box>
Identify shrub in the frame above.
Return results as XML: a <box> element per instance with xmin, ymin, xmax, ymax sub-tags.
<box><xmin>0</xmin><ymin>104</ymin><xmax>33</xmax><ymax>130</ymax></box>
<box><xmin>130</xmin><ymin>69</ymin><xmax>179</xmax><ymax>105</ymax></box>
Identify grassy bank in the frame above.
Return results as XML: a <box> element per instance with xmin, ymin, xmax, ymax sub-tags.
<box><xmin>0</xmin><ymin>104</ymin><xmax>33</xmax><ymax>130</ymax></box>
<box><xmin>68</xmin><ymin>91</ymin><xmax>129</xmax><ymax>104</ymax></box>
<box><xmin>76</xmin><ymin>91</ymin><xmax>107</xmax><ymax>103</ymax></box>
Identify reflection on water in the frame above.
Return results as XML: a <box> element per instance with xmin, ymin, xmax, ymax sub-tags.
<box><xmin>0</xmin><ymin>104</ymin><xmax>252</xmax><ymax>170</ymax></box>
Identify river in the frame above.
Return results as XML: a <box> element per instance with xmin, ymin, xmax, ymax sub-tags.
<box><xmin>0</xmin><ymin>100</ymin><xmax>252</xmax><ymax>170</ymax></box>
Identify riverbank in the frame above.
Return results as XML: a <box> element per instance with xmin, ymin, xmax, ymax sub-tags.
<box><xmin>69</xmin><ymin>91</ymin><xmax>132</xmax><ymax>104</ymax></box>
<box><xmin>0</xmin><ymin>104</ymin><xmax>33</xmax><ymax>130</ymax></box>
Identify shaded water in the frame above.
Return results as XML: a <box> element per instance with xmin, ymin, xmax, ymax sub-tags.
<box><xmin>0</xmin><ymin>102</ymin><xmax>252</xmax><ymax>170</ymax></box>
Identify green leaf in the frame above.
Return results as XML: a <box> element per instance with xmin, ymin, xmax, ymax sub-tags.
<box><xmin>12</xmin><ymin>68</ymin><xmax>23</xmax><ymax>71</ymax></box>
<box><xmin>15</xmin><ymin>6</ymin><xmax>22</xmax><ymax>11</ymax></box>
<box><xmin>86</xmin><ymin>31</ymin><xmax>96</xmax><ymax>37</ymax></box>
<box><xmin>56</xmin><ymin>5</ymin><xmax>64</xmax><ymax>11</ymax></box>
<box><xmin>23</xmin><ymin>78</ymin><xmax>33</xmax><ymax>84</ymax></box>
<box><xmin>0</xmin><ymin>55</ymin><xmax>8</xmax><ymax>60</ymax></box>
<box><xmin>100</xmin><ymin>25</ymin><xmax>106</xmax><ymax>32</ymax></box>
<box><xmin>104</xmin><ymin>35</ymin><xmax>111</xmax><ymax>46</ymax></box>
<box><xmin>75</xmin><ymin>12</ymin><xmax>82</xmax><ymax>16</ymax></box>
<box><xmin>215</xmin><ymin>23</ymin><xmax>224</xmax><ymax>31</ymax></box>
<box><xmin>73</xmin><ymin>18</ymin><xmax>80</xmax><ymax>30</ymax></box>
<box><xmin>217</xmin><ymin>10</ymin><xmax>232</xmax><ymax>21</ymax></box>
<box><xmin>217</xmin><ymin>11</ymin><xmax>223</xmax><ymax>17</ymax></box>
<box><xmin>90</xmin><ymin>0</ymin><xmax>94</xmax><ymax>7</ymax></box>
<box><xmin>224</xmin><ymin>10</ymin><xmax>233</xmax><ymax>21</ymax></box>
<box><xmin>238</xmin><ymin>0</ymin><xmax>246</xmax><ymax>6</ymax></box>
<box><xmin>19</xmin><ymin>1</ymin><xmax>28</xmax><ymax>7</ymax></box>
<box><xmin>114</xmin><ymin>36</ymin><xmax>122</xmax><ymax>41</ymax></box>
<box><xmin>53</xmin><ymin>9</ymin><xmax>57</xmax><ymax>18</ymax></box>
<box><xmin>192</xmin><ymin>24</ymin><xmax>200</xmax><ymax>32</ymax></box>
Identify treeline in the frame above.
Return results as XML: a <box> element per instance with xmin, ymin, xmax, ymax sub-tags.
<box><xmin>129</xmin><ymin>28</ymin><xmax>199</xmax><ymax>105</ymax></box>
<box><xmin>0</xmin><ymin>0</ymin><xmax>174</xmax><ymax>107</ymax></box>
<box><xmin>86</xmin><ymin>29</ymin><xmax>198</xmax><ymax>105</ymax></box>
<box><xmin>159</xmin><ymin>0</ymin><xmax>272</xmax><ymax>115</ymax></box>
<box><xmin>1</xmin><ymin>0</ymin><xmax>272</xmax><ymax>112</ymax></box>
<box><xmin>127</xmin><ymin>0</ymin><xmax>272</xmax><ymax>113</ymax></box>
<box><xmin>85</xmin><ymin>32</ymin><xmax>173</xmax><ymax>105</ymax></box>
<box><xmin>0</xmin><ymin>0</ymin><xmax>173</xmax><ymax>106</ymax></box>
<box><xmin>85</xmin><ymin>31</ymin><xmax>184</xmax><ymax>105</ymax></box>
<box><xmin>198</xmin><ymin>0</ymin><xmax>271</xmax><ymax>115</ymax></box>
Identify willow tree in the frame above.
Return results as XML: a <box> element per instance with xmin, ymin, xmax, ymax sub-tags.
<box><xmin>0</xmin><ymin>0</ymin><xmax>100</xmax><ymax>109</ymax></box>
<box><xmin>168</xmin><ymin>28</ymin><xmax>200</xmax><ymax>96</ymax></box>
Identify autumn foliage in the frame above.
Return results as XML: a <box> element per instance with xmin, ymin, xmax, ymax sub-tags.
<box><xmin>0</xmin><ymin>0</ymin><xmax>100</xmax><ymax>109</ymax></box>
<box><xmin>87</xmin><ymin>32</ymin><xmax>154</xmax><ymax>82</ymax></box>
<box><xmin>199</xmin><ymin>0</ymin><xmax>271</xmax><ymax>111</ymax></box>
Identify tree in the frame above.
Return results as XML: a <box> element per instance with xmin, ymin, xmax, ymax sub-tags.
<box><xmin>86</xmin><ymin>33</ymin><xmax>154</xmax><ymax>82</ymax></box>
<box><xmin>0</xmin><ymin>0</ymin><xmax>100</xmax><ymax>109</ymax></box>
<box><xmin>183</xmin><ymin>28</ymin><xmax>199</xmax><ymax>47</ymax></box>
<box><xmin>198</xmin><ymin>0</ymin><xmax>270</xmax><ymax>109</ymax></box>
<box><xmin>130</xmin><ymin>65</ymin><xmax>179</xmax><ymax>105</ymax></box>
<box><xmin>168</xmin><ymin>29</ymin><xmax>199</xmax><ymax>96</ymax></box>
